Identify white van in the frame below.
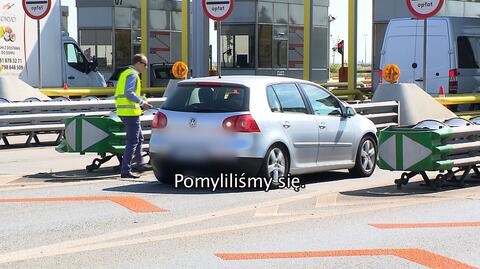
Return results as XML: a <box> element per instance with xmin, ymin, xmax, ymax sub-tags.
<box><xmin>379</xmin><ymin>17</ymin><xmax>480</xmax><ymax>95</ymax></box>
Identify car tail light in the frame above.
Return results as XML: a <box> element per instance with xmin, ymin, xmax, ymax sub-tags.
<box><xmin>378</xmin><ymin>69</ymin><xmax>383</xmax><ymax>85</ymax></box>
<box><xmin>449</xmin><ymin>69</ymin><xmax>458</xmax><ymax>94</ymax></box>
<box><xmin>152</xmin><ymin>112</ymin><xmax>168</xmax><ymax>129</ymax></box>
<box><xmin>223</xmin><ymin>114</ymin><xmax>260</xmax><ymax>133</ymax></box>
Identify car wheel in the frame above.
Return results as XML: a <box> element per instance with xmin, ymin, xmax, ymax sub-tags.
<box><xmin>152</xmin><ymin>162</ymin><xmax>177</xmax><ymax>184</ymax></box>
<box><xmin>350</xmin><ymin>135</ymin><xmax>377</xmax><ymax>178</ymax></box>
<box><xmin>259</xmin><ymin>144</ymin><xmax>290</xmax><ymax>186</ymax></box>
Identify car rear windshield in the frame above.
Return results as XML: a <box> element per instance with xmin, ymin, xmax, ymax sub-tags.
<box><xmin>162</xmin><ymin>84</ymin><xmax>249</xmax><ymax>113</ymax></box>
<box><xmin>458</xmin><ymin>36</ymin><xmax>480</xmax><ymax>69</ymax></box>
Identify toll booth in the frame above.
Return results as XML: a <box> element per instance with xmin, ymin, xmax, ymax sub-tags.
<box><xmin>76</xmin><ymin>0</ymin><xmax>182</xmax><ymax>80</ymax></box>
<box><xmin>372</xmin><ymin>0</ymin><xmax>480</xmax><ymax>90</ymax></box>
<box><xmin>220</xmin><ymin>0</ymin><xmax>330</xmax><ymax>82</ymax></box>
<box><xmin>76</xmin><ymin>0</ymin><xmax>331</xmax><ymax>82</ymax></box>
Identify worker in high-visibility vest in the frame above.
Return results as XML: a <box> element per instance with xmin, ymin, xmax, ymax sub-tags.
<box><xmin>115</xmin><ymin>54</ymin><xmax>152</xmax><ymax>178</ymax></box>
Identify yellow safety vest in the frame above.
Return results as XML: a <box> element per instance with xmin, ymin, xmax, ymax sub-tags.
<box><xmin>115</xmin><ymin>68</ymin><xmax>142</xmax><ymax>117</ymax></box>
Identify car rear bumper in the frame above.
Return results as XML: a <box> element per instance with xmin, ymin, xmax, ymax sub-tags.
<box><xmin>150</xmin><ymin>153</ymin><xmax>263</xmax><ymax>176</ymax></box>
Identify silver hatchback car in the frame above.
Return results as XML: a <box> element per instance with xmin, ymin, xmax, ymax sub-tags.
<box><xmin>149</xmin><ymin>76</ymin><xmax>378</xmax><ymax>183</ymax></box>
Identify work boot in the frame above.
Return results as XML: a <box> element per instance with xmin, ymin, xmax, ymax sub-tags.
<box><xmin>121</xmin><ymin>171</ymin><xmax>141</xmax><ymax>179</ymax></box>
<box><xmin>132</xmin><ymin>164</ymin><xmax>152</xmax><ymax>173</ymax></box>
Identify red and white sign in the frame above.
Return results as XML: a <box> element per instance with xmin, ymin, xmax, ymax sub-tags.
<box><xmin>406</xmin><ymin>0</ymin><xmax>444</xmax><ymax>19</ymax></box>
<box><xmin>202</xmin><ymin>0</ymin><xmax>234</xmax><ymax>21</ymax></box>
<box><xmin>22</xmin><ymin>0</ymin><xmax>51</xmax><ymax>20</ymax></box>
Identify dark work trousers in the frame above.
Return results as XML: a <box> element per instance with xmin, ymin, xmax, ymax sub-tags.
<box><xmin>120</xmin><ymin>116</ymin><xmax>144</xmax><ymax>174</ymax></box>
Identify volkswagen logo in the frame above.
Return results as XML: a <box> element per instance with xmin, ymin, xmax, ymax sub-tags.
<box><xmin>189</xmin><ymin>118</ymin><xmax>197</xmax><ymax>128</ymax></box>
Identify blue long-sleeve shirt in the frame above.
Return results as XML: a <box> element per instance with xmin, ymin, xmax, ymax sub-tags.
<box><xmin>124</xmin><ymin>66</ymin><xmax>144</xmax><ymax>106</ymax></box>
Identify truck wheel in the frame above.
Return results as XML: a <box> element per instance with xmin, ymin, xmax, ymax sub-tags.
<box><xmin>350</xmin><ymin>136</ymin><xmax>377</xmax><ymax>178</ymax></box>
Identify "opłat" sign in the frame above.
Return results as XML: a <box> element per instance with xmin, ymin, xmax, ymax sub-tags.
<box><xmin>406</xmin><ymin>0</ymin><xmax>444</xmax><ymax>19</ymax></box>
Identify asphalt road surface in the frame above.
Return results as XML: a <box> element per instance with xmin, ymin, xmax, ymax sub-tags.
<box><xmin>1</xmin><ymin>144</ymin><xmax>480</xmax><ymax>268</ymax></box>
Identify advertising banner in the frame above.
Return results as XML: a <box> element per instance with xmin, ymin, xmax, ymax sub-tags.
<box><xmin>0</xmin><ymin>1</ymin><xmax>25</xmax><ymax>75</ymax></box>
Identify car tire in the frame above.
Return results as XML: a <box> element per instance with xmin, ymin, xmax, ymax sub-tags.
<box><xmin>258</xmin><ymin>144</ymin><xmax>290</xmax><ymax>186</ymax></box>
<box><xmin>153</xmin><ymin>162</ymin><xmax>177</xmax><ymax>184</ymax></box>
<box><xmin>349</xmin><ymin>135</ymin><xmax>377</xmax><ymax>178</ymax></box>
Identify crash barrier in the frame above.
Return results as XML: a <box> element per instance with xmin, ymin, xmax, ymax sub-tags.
<box><xmin>350</xmin><ymin>101</ymin><xmax>399</xmax><ymax>130</ymax></box>
<box><xmin>378</xmin><ymin>117</ymin><xmax>480</xmax><ymax>190</ymax></box>
<box><xmin>55</xmin><ymin>114</ymin><xmax>154</xmax><ymax>171</ymax></box>
<box><xmin>39</xmin><ymin>87</ymin><xmax>166</xmax><ymax>98</ymax></box>
<box><xmin>0</xmin><ymin>98</ymin><xmax>165</xmax><ymax>146</ymax></box>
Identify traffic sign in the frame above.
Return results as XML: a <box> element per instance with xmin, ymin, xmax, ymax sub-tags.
<box><xmin>202</xmin><ymin>0</ymin><xmax>234</xmax><ymax>21</ymax></box>
<box><xmin>23</xmin><ymin>0</ymin><xmax>52</xmax><ymax>20</ymax></box>
<box><xmin>406</xmin><ymin>0</ymin><xmax>444</xmax><ymax>19</ymax></box>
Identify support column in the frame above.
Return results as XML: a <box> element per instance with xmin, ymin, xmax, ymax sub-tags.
<box><xmin>303</xmin><ymin>0</ymin><xmax>313</xmax><ymax>81</ymax></box>
<box><xmin>182</xmin><ymin>0</ymin><xmax>189</xmax><ymax>66</ymax></box>
<box><xmin>192</xmin><ymin>0</ymin><xmax>209</xmax><ymax>77</ymax></box>
<box><xmin>348</xmin><ymin>0</ymin><xmax>358</xmax><ymax>90</ymax></box>
<box><xmin>141</xmin><ymin>0</ymin><xmax>149</xmax><ymax>87</ymax></box>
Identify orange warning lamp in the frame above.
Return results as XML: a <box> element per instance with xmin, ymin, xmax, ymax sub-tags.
<box><xmin>172</xmin><ymin>61</ymin><xmax>189</xmax><ymax>79</ymax></box>
<box><xmin>383</xmin><ymin>64</ymin><xmax>400</xmax><ymax>84</ymax></box>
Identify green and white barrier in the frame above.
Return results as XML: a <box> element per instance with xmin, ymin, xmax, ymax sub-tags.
<box><xmin>378</xmin><ymin>118</ymin><xmax>480</xmax><ymax>189</ymax></box>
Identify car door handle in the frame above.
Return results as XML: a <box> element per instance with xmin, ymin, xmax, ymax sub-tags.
<box><xmin>68</xmin><ymin>76</ymin><xmax>75</xmax><ymax>80</ymax></box>
<box><xmin>319</xmin><ymin>123</ymin><xmax>326</xmax><ymax>129</ymax></box>
<box><xmin>415</xmin><ymin>78</ymin><xmax>423</xmax><ymax>82</ymax></box>
<box><xmin>282</xmin><ymin>121</ymin><xmax>291</xmax><ymax>129</ymax></box>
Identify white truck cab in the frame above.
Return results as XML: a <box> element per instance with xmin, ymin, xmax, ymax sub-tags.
<box><xmin>379</xmin><ymin>17</ymin><xmax>480</xmax><ymax>95</ymax></box>
<box><xmin>62</xmin><ymin>34</ymin><xmax>106</xmax><ymax>88</ymax></box>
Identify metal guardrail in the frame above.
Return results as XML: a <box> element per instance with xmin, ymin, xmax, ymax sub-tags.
<box><xmin>0</xmin><ymin>96</ymin><xmax>398</xmax><ymax>147</ymax></box>
<box><xmin>350</xmin><ymin>101</ymin><xmax>399</xmax><ymax>130</ymax></box>
<box><xmin>0</xmin><ymin>98</ymin><xmax>165</xmax><ymax>146</ymax></box>
<box><xmin>40</xmin><ymin>87</ymin><xmax>166</xmax><ymax>97</ymax></box>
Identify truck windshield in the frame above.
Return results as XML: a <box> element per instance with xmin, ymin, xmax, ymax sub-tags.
<box><xmin>162</xmin><ymin>85</ymin><xmax>249</xmax><ymax>113</ymax></box>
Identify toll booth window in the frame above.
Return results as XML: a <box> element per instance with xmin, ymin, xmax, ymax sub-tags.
<box><xmin>221</xmin><ymin>25</ymin><xmax>255</xmax><ymax>69</ymax></box>
<box><xmin>64</xmin><ymin>43</ymin><xmax>87</xmax><ymax>73</ymax></box>
<box><xmin>458</xmin><ymin>36</ymin><xmax>480</xmax><ymax>69</ymax></box>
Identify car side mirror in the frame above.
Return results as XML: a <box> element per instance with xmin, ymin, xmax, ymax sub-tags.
<box><xmin>344</xmin><ymin>106</ymin><xmax>356</xmax><ymax>118</ymax></box>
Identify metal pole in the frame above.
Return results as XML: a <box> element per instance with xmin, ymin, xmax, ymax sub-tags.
<box><xmin>348</xmin><ymin>0</ymin><xmax>358</xmax><ymax>90</ymax></box>
<box><xmin>217</xmin><ymin>21</ymin><xmax>222</xmax><ymax>78</ymax></box>
<box><xmin>37</xmin><ymin>20</ymin><xmax>42</xmax><ymax>89</ymax></box>
<box><xmin>303</xmin><ymin>0</ymin><xmax>312</xmax><ymax>81</ymax></box>
<box><xmin>141</xmin><ymin>0</ymin><xmax>148</xmax><ymax>87</ymax></box>
<box><xmin>182</xmin><ymin>0</ymin><xmax>189</xmax><ymax>66</ymax></box>
<box><xmin>423</xmin><ymin>18</ymin><xmax>428</xmax><ymax>92</ymax></box>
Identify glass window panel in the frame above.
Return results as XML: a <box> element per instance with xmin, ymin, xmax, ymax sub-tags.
<box><xmin>115</xmin><ymin>30</ymin><xmax>132</xmax><ymax>68</ymax></box>
<box><xmin>114</xmin><ymin>7</ymin><xmax>131</xmax><ymax>28</ymax></box>
<box><xmin>171</xmin><ymin>11</ymin><xmax>182</xmax><ymax>31</ymax></box>
<box><xmin>312</xmin><ymin>6</ymin><xmax>328</xmax><ymax>26</ymax></box>
<box><xmin>132</xmin><ymin>8</ymin><xmax>141</xmax><ymax>29</ymax></box>
<box><xmin>272</xmin><ymin>83</ymin><xmax>307</xmax><ymax>114</ymax></box>
<box><xmin>80</xmin><ymin>29</ymin><xmax>96</xmax><ymax>44</ymax></box>
<box><xmin>288</xmin><ymin>26</ymin><xmax>304</xmax><ymax>68</ymax></box>
<box><xmin>149</xmin><ymin>31</ymin><xmax>171</xmax><ymax>63</ymax></box>
<box><xmin>458</xmin><ymin>36</ymin><xmax>480</xmax><ymax>69</ymax></box>
<box><xmin>311</xmin><ymin>27</ymin><xmax>328</xmax><ymax>69</ymax></box>
<box><xmin>266</xmin><ymin>86</ymin><xmax>282</xmax><ymax>113</ymax></box>
<box><xmin>221</xmin><ymin>25</ymin><xmax>255</xmax><ymax>68</ymax></box>
<box><xmin>301</xmin><ymin>84</ymin><xmax>342</xmax><ymax>116</ymax></box>
<box><xmin>289</xmin><ymin>4</ymin><xmax>304</xmax><ymax>25</ymax></box>
<box><xmin>258</xmin><ymin>1</ymin><xmax>273</xmax><ymax>23</ymax></box>
<box><xmin>171</xmin><ymin>32</ymin><xmax>182</xmax><ymax>63</ymax></box>
<box><xmin>149</xmin><ymin>10</ymin><xmax>170</xmax><ymax>30</ymax></box>
<box><xmin>274</xmin><ymin>3</ymin><xmax>288</xmax><ymax>24</ymax></box>
<box><xmin>258</xmin><ymin>24</ymin><xmax>272</xmax><ymax>68</ymax></box>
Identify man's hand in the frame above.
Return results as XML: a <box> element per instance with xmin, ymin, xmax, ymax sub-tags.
<box><xmin>141</xmin><ymin>102</ymin><xmax>153</xmax><ymax>110</ymax></box>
